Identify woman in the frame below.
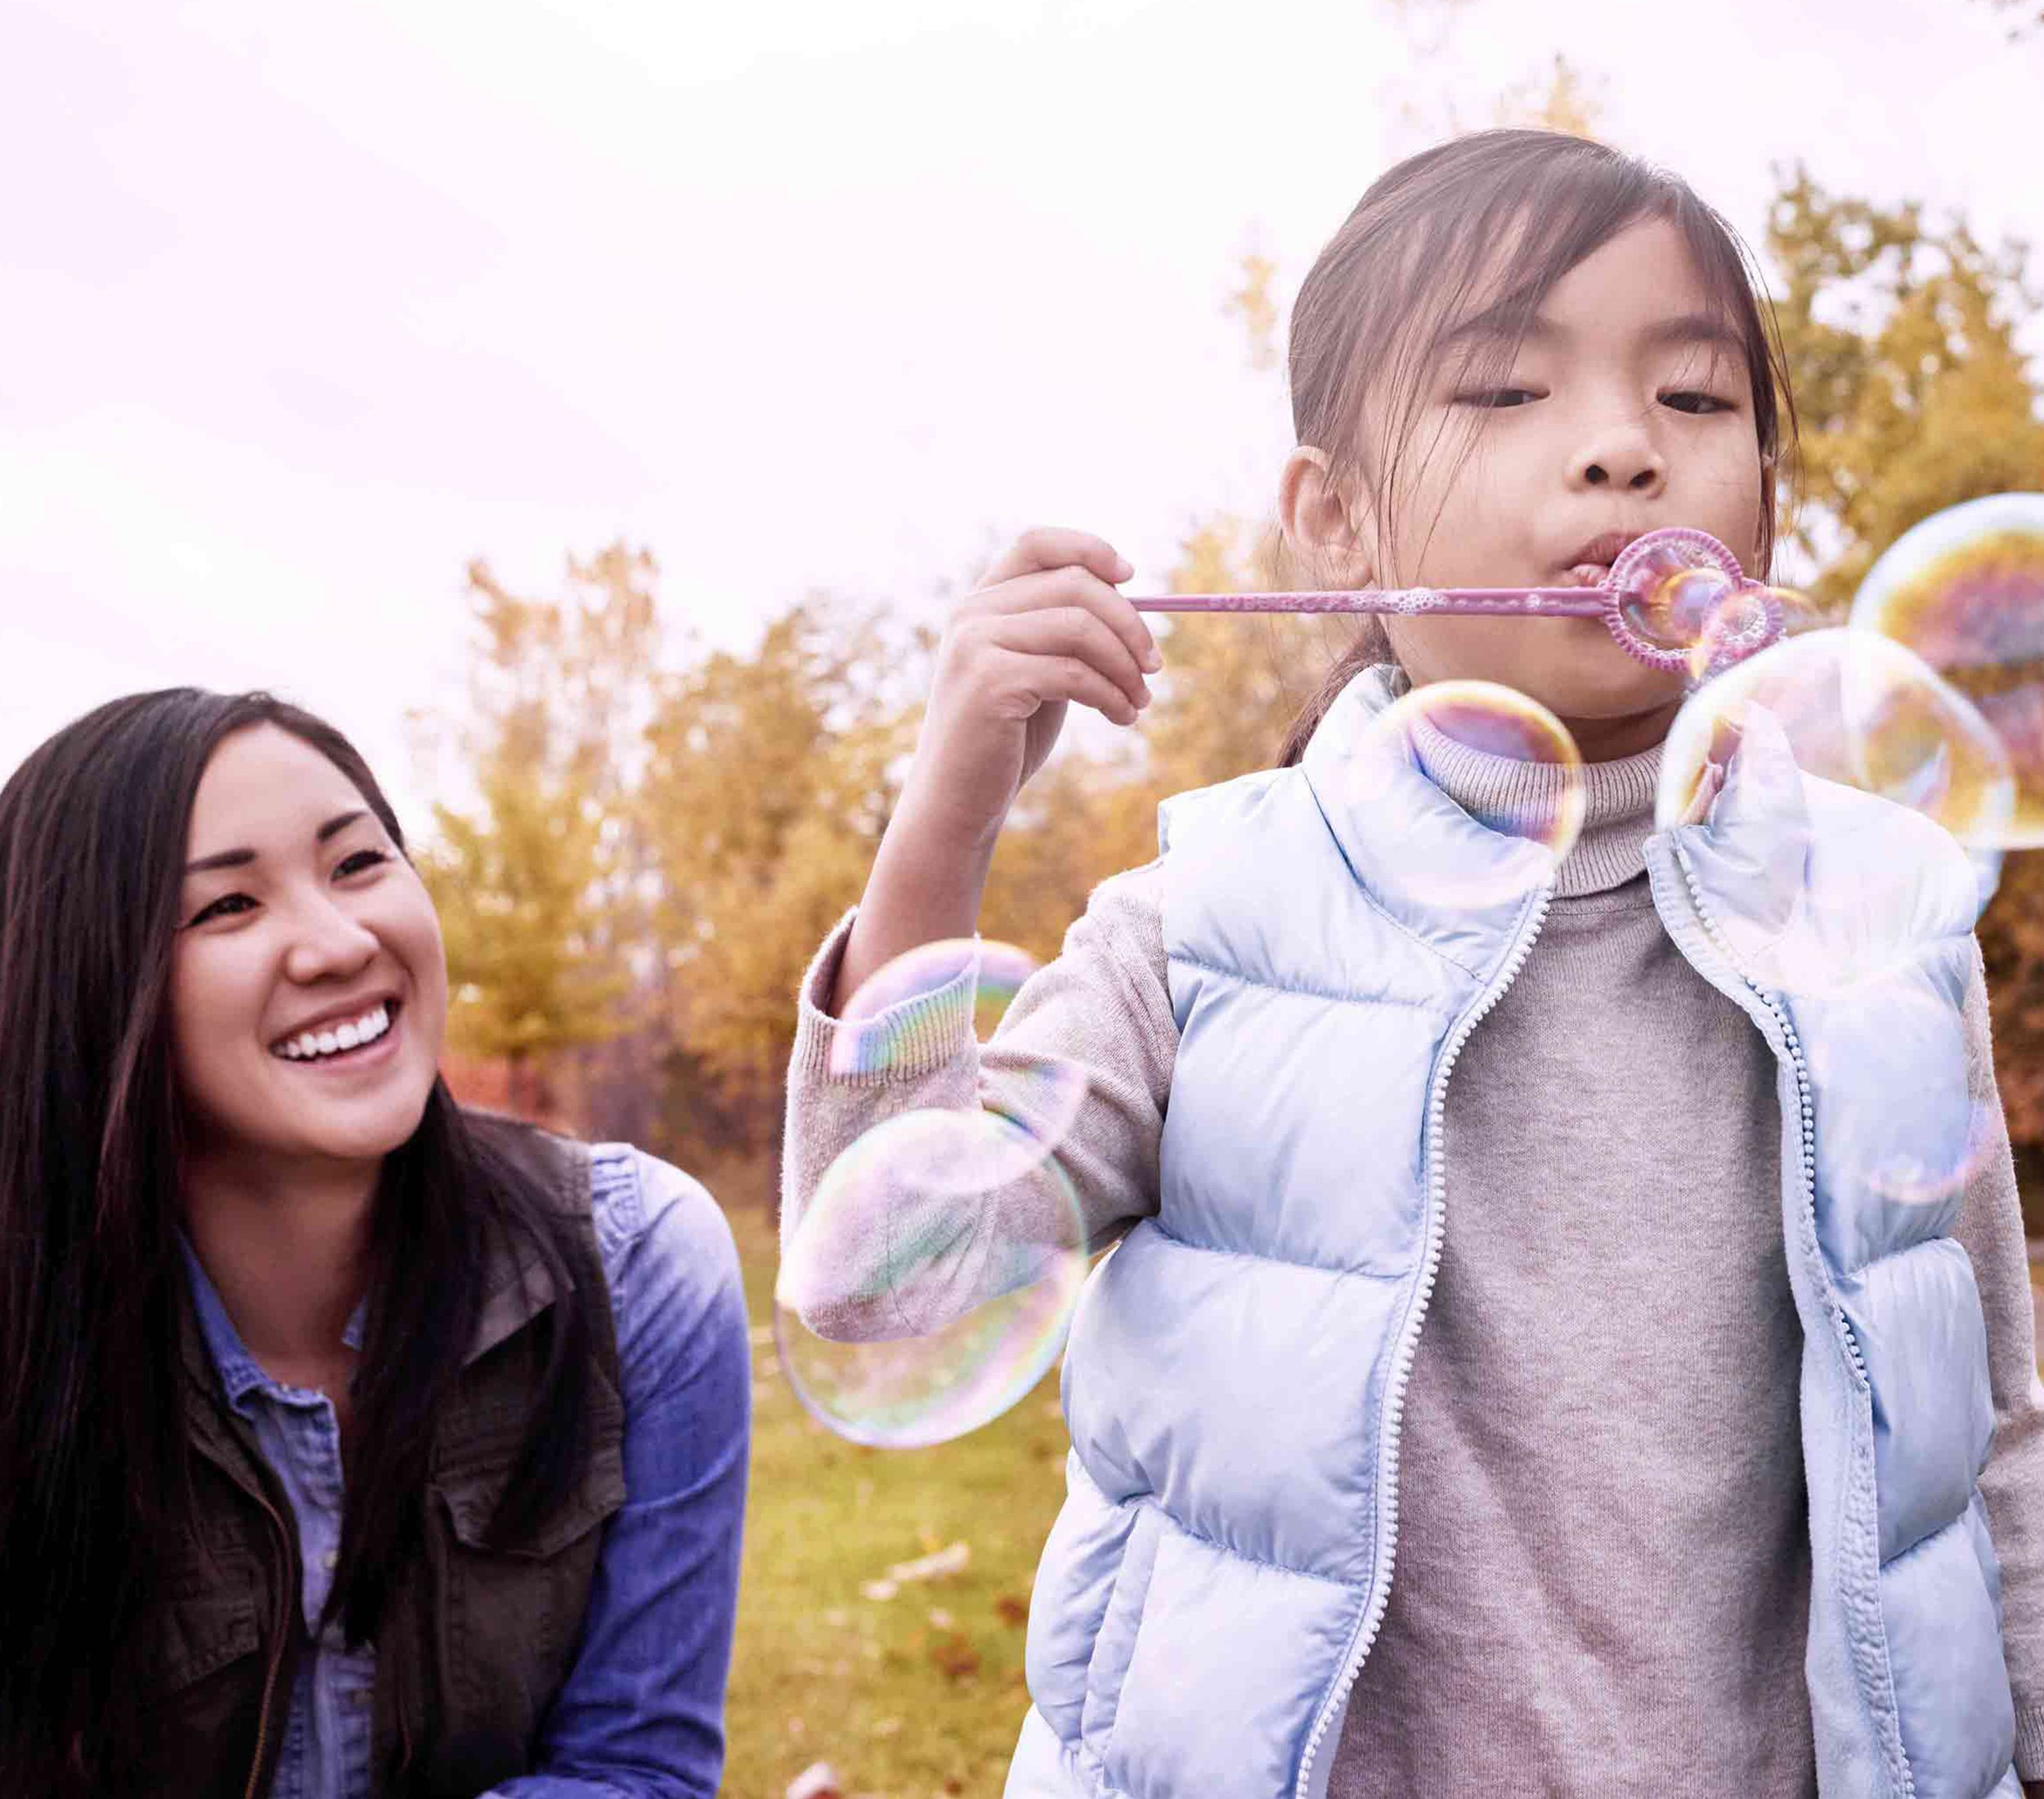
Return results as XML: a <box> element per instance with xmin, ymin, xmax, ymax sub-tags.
<box><xmin>0</xmin><ymin>688</ymin><xmax>750</xmax><ymax>1797</ymax></box>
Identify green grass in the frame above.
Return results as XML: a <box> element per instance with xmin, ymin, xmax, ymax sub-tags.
<box><xmin>717</xmin><ymin>1168</ymin><xmax>1073</xmax><ymax>1799</ymax></box>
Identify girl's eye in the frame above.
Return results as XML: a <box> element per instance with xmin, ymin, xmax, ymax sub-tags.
<box><xmin>1662</xmin><ymin>391</ymin><xmax>1733</xmax><ymax>415</ymax></box>
<box><xmin>338</xmin><ymin>848</ymin><xmax>392</xmax><ymax>877</ymax></box>
<box><xmin>1455</xmin><ymin>388</ymin><xmax>1538</xmax><ymax>408</ymax></box>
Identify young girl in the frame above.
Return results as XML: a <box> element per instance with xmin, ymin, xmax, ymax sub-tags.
<box><xmin>0</xmin><ymin>689</ymin><xmax>750</xmax><ymax>1797</ymax></box>
<box><xmin>781</xmin><ymin>129</ymin><xmax>2044</xmax><ymax>1797</ymax></box>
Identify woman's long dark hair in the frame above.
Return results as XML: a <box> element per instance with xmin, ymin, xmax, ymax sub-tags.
<box><xmin>1273</xmin><ymin>128</ymin><xmax>1802</xmax><ymax>765</ymax></box>
<box><xmin>0</xmin><ymin>689</ymin><xmax>603</xmax><ymax>1791</ymax></box>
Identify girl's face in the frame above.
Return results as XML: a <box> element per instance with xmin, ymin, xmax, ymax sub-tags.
<box><xmin>170</xmin><ymin>724</ymin><xmax>449</xmax><ymax>1183</ymax></box>
<box><xmin>1289</xmin><ymin>215</ymin><xmax>1766</xmax><ymax>751</ymax></box>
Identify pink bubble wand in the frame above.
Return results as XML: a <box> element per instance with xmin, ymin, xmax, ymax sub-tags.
<box><xmin>1127</xmin><ymin>527</ymin><xmax>1786</xmax><ymax>677</ymax></box>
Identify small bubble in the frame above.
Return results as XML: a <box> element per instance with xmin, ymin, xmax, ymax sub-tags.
<box><xmin>1336</xmin><ymin>680</ymin><xmax>1585</xmax><ymax>908</ymax></box>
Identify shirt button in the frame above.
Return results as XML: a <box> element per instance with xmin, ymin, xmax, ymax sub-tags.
<box><xmin>321</xmin><ymin>1550</ymin><xmax>338</xmax><ymax>1572</ymax></box>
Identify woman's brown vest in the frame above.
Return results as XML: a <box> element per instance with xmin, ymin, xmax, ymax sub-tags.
<box><xmin>151</xmin><ymin>1127</ymin><xmax>627</xmax><ymax>1798</ymax></box>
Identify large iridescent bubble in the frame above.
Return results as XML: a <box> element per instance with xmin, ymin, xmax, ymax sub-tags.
<box><xmin>1333</xmin><ymin>680</ymin><xmax>1585</xmax><ymax>907</ymax></box>
<box><xmin>1656</xmin><ymin>629</ymin><xmax>2015</xmax><ymax>850</ymax></box>
<box><xmin>1849</xmin><ymin>491</ymin><xmax>2044</xmax><ymax>848</ymax></box>
<box><xmin>1656</xmin><ymin>630</ymin><xmax>2015</xmax><ymax>999</ymax></box>
<box><xmin>775</xmin><ymin>938</ymin><xmax>1091</xmax><ymax>1447</ymax></box>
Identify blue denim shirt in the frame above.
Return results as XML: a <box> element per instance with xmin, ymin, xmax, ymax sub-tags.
<box><xmin>179</xmin><ymin>1142</ymin><xmax>751</xmax><ymax>1798</ymax></box>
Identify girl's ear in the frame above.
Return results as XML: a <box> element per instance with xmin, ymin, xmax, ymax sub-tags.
<box><xmin>1280</xmin><ymin>446</ymin><xmax>1376</xmax><ymax>588</ymax></box>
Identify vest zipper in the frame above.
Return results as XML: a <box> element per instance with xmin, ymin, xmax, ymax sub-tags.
<box><xmin>242</xmin><ymin>1483</ymin><xmax>296</xmax><ymax>1799</ymax></box>
<box><xmin>1292</xmin><ymin>882</ymin><xmax>1554</xmax><ymax>1799</ymax></box>
<box><xmin>1653</xmin><ymin>843</ymin><xmax>1908</xmax><ymax>1797</ymax></box>
<box><xmin>1661</xmin><ymin>845</ymin><xmax>1869</xmax><ymax>1399</ymax></box>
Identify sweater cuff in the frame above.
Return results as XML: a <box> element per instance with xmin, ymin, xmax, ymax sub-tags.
<box><xmin>2016</xmin><ymin>1701</ymin><xmax>2044</xmax><ymax>1782</ymax></box>
<box><xmin>790</xmin><ymin>904</ymin><xmax>982</xmax><ymax>1083</ymax></box>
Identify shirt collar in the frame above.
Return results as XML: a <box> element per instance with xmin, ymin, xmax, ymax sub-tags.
<box><xmin>177</xmin><ymin>1230</ymin><xmax>368</xmax><ymax>1415</ymax></box>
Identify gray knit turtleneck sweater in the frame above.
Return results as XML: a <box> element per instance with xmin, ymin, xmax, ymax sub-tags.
<box><xmin>782</xmin><ymin>722</ymin><xmax>2044</xmax><ymax>1793</ymax></box>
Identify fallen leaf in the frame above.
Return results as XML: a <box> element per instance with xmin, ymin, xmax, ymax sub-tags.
<box><xmin>927</xmin><ymin>1633</ymin><xmax>982</xmax><ymax>1681</ymax></box>
<box><xmin>994</xmin><ymin>1594</ymin><xmax>1029</xmax><ymax>1627</ymax></box>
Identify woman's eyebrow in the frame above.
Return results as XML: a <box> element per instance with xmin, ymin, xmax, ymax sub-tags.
<box><xmin>183</xmin><ymin>809</ymin><xmax>370</xmax><ymax>876</ymax></box>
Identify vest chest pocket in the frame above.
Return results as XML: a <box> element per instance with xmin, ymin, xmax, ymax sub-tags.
<box><xmin>144</xmin><ymin>1536</ymin><xmax>269</xmax><ymax>1789</ymax></box>
<box><xmin>157</xmin><ymin>1537</ymin><xmax>265</xmax><ymax>1693</ymax></box>
<box><xmin>428</xmin><ymin>1421</ymin><xmax>629</xmax><ymax>1732</ymax></box>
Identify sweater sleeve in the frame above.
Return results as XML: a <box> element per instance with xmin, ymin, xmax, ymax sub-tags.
<box><xmin>1952</xmin><ymin>934</ymin><xmax>2044</xmax><ymax>1779</ymax></box>
<box><xmin>778</xmin><ymin>859</ymin><xmax>1177</xmax><ymax>1336</ymax></box>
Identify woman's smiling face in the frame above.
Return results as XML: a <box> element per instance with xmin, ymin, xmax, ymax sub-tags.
<box><xmin>171</xmin><ymin>723</ymin><xmax>448</xmax><ymax>1178</ymax></box>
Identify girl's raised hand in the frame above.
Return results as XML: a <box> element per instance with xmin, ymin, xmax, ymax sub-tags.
<box><xmin>906</xmin><ymin>527</ymin><xmax>1160</xmax><ymax>848</ymax></box>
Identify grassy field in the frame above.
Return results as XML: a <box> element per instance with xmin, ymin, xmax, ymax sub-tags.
<box><xmin>717</xmin><ymin>1163</ymin><xmax>1073</xmax><ymax>1799</ymax></box>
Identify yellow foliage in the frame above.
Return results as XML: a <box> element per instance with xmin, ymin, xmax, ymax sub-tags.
<box><xmin>639</xmin><ymin>598</ymin><xmax>927</xmax><ymax>1097</ymax></box>
<box><xmin>1764</xmin><ymin>168</ymin><xmax>2044</xmax><ymax>612</ymax></box>
<box><xmin>415</xmin><ymin>547</ymin><xmax>659</xmax><ymax>1078</ymax></box>
<box><xmin>1490</xmin><ymin>54</ymin><xmax>1605</xmax><ymax>139</ymax></box>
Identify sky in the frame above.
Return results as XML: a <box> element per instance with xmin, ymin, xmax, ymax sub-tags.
<box><xmin>3</xmin><ymin>0</ymin><xmax>2040</xmax><ymax>832</ymax></box>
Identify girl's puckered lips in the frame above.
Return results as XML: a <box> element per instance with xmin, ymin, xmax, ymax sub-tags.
<box><xmin>1562</xmin><ymin>529</ymin><xmax>1646</xmax><ymax>570</ymax></box>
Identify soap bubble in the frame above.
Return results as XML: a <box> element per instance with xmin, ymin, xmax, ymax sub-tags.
<box><xmin>1334</xmin><ymin>680</ymin><xmax>1583</xmax><ymax>907</ymax></box>
<box><xmin>774</xmin><ymin>1118</ymin><xmax>1088</xmax><ymax>1447</ymax></box>
<box><xmin>1687</xmin><ymin>585</ymin><xmax>1808</xmax><ymax>681</ymax></box>
<box><xmin>1865</xmin><ymin>1099</ymin><xmax>2003</xmax><ymax>1207</ymax></box>
<box><xmin>1656</xmin><ymin>630</ymin><xmax>2014</xmax><ymax>998</ymax></box>
<box><xmin>1656</xmin><ymin>629</ymin><xmax>2015</xmax><ymax>849</ymax></box>
<box><xmin>778</xmin><ymin>938</ymin><xmax>1091</xmax><ymax>1447</ymax></box>
<box><xmin>1849</xmin><ymin>492</ymin><xmax>2044</xmax><ymax>848</ymax></box>
<box><xmin>826</xmin><ymin>938</ymin><xmax>1088</xmax><ymax>1187</ymax></box>
<box><xmin>1803</xmin><ymin>996</ymin><xmax>2001</xmax><ymax>1211</ymax></box>
<box><xmin>1628</xmin><ymin>566</ymin><xmax>1741</xmax><ymax>657</ymax></box>
<box><xmin>827</xmin><ymin>938</ymin><xmax>1043</xmax><ymax>1070</ymax></box>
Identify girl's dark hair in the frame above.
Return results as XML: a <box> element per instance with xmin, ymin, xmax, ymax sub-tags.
<box><xmin>0</xmin><ymin>688</ymin><xmax>602</xmax><ymax>1792</ymax></box>
<box><xmin>1274</xmin><ymin>127</ymin><xmax>1800</xmax><ymax>766</ymax></box>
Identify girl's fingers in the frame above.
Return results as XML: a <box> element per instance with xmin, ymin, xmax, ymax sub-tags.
<box><xmin>988</xmin><ymin>643</ymin><xmax>1144</xmax><ymax>726</ymax></box>
<box><xmin>975</xmin><ymin>527</ymin><xmax>1132</xmax><ymax>595</ymax></box>
<box><xmin>982</xmin><ymin>603</ymin><xmax>1154</xmax><ymax>716</ymax></box>
<box><xmin>972</xmin><ymin>562</ymin><xmax>1160</xmax><ymax>681</ymax></box>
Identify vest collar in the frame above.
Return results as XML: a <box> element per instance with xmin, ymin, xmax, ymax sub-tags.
<box><xmin>1298</xmin><ymin>664</ymin><xmax>1562</xmax><ymax>969</ymax></box>
<box><xmin>1299</xmin><ymin>665</ymin><xmax>1831</xmax><ymax>978</ymax></box>
<box><xmin>177</xmin><ymin>1145</ymin><xmax>580</xmax><ymax>1418</ymax></box>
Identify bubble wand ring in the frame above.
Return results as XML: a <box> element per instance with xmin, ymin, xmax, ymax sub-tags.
<box><xmin>1127</xmin><ymin>525</ymin><xmax>1784</xmax><ymax>677</ymax></box>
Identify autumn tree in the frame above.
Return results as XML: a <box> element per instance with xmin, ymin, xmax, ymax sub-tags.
<box><xmin>413</xmin><ymin>545</ymin><xmax>661</xmax><ymax>1119</ymax></box>
<box><xmin>639</xmin><ymin>596</ymin><xmax>929</xmax><ymax>1154</ymax></box>
<box><xmin>1764</xmin><ymin>169</ymin><xmax>2044</xmax><ymax>614</ymax></box>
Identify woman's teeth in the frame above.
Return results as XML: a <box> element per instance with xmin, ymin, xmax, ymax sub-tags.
<box><xmin>275</xmin><ymin>1003</ymin><xmax>393</xmax><ymax>1062</ymax></box>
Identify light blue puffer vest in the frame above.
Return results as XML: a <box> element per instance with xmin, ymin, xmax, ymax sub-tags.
<box><xmin>1006</xmin><ymin>664</ymin><xmax>2019</xmax><ymax>1799</ymax></box>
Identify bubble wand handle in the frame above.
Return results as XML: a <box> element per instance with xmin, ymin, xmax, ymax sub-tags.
<box><xmin>1124</xmin><ymin>525</ymin><xmax>1785</xmax><ymax>675</ymax></box>
<box><xmin>1127</xmin><ymin>588</ymin><xmax>1607</xmax><ymax>617</ymax></box>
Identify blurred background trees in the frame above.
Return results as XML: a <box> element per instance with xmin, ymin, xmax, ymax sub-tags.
<box><xmin>419</xmin><ymin>155</ymin><xmax>2044</xmax><ymax>1226</ymax></box>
